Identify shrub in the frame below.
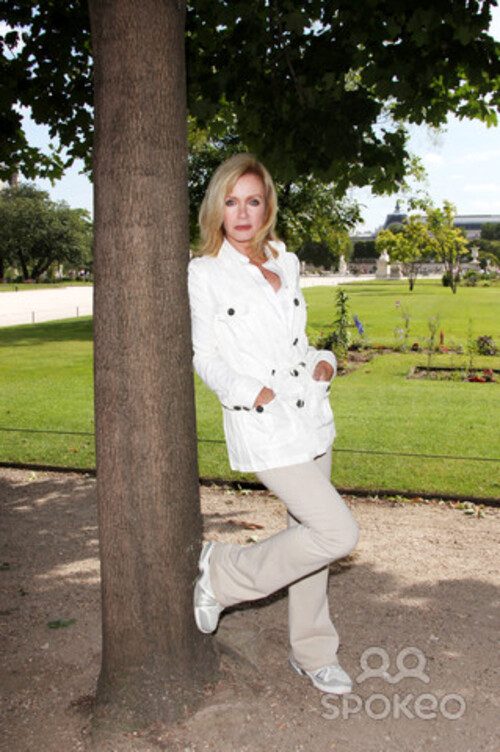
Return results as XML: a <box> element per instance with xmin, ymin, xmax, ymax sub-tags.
<box><xmin>463</xmin><ymin>270</ymin><xmax>478</xmax><ymax>287</ymax></box>
<box><xmin>476</xmin><ymin>335</ymin><xmax>498</xmax><ymax>356</ymax></box>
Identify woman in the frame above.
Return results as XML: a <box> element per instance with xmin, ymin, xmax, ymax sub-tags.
<box><xmin>188</xmin><ymin>153</ymin><xmax>359</xmax><ymax>695</ymax></box>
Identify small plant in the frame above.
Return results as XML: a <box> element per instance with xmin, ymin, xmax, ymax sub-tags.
<box><xmin>350</xmin><ymin>314</ymin><xmax>369</xmax><ymax>350</ymax></box>
<box><xmin>476</xmin><ymin>335</ymin><xmax>498</xmax><ymax>356</ymax></box>
<box><xmin>353</xmin><ymin>315</ymin><xmax>364</xmax><ymax>337</ymax></box>
<box><xmin>426</xmin><ymin>314</ymin><xmax>440</xmax><ymax>371</ymax></box>
<box><xmin>315</xmin><ymin>289</ymin><xmax>351</xmax><ymax>368</ymax></box>
<box><xmin>393</xmin><ymin>300</ymin><xmax>411</xmax><ymax>351</ymax></box>
<box><xmin>466</xmin><ymin>322</ymin><xmax>476</xmax><ymax>375</ymax></box>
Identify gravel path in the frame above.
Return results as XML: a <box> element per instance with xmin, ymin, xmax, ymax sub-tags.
<box><xmin>1</xmin><ymin>469</ymin><xmax>499</xmax><ymax>752</ymax></box>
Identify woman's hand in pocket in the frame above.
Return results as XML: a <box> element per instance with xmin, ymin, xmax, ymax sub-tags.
<box><xmin>253</xmin><ymin>386</ymin><xmax>276</xmax><ymax>407</ymax></box>
<box><xmin>313</xmin><ymin>360</ymin><xmax>334</xmax><ymax>382</ymax></box>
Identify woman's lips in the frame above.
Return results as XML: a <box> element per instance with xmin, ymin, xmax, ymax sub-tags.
<box><xmin>235</xmin><ymin>225</ymin><xmax>251</xmax><ymax>230</ymax></box>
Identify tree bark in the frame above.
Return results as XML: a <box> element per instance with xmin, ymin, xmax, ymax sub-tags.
<box><xmin>88</xmin><ymin>0</ymin><xmax>218</xmax><ymax>728</ymax></box>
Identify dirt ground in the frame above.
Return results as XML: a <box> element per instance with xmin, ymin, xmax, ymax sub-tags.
<box><xmin>1</xmin><ymin>469</ymin><xmax>499</xmax><ymax>752</ymax></box>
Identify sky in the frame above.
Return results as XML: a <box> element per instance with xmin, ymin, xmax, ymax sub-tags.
<box><xmin>19</xmin><ymin>6</ymin><xmax>500</xmax><ymax>235</ymax></box>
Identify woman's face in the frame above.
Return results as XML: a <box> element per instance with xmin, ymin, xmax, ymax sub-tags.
<box><xmin>223</xmin><ymin>172</ymin><xmax>267</xmax><ymax>255</ymax></box>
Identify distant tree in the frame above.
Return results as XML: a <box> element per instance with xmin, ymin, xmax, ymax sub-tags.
<box><xmin>476</xmin><ymin>239</ymin><xmax>500</xmax><ymax>265</ymax></box>
<box><xmin>351</xmin><ymin>240</ymin><xmax>378</xmax><ymax>261</ymax></box>
<box><xmin>481</xmin><ymin>222</ymin><xmax>500</xmax><ymax>241</ymax></box>
<box><xmin>427</xmin><ymin>202</ymin><xmax>469</xmax><ymax>294</ymax></box>
<box><xmin>296</xmin><ymin>239</ymin><xmax>348</xmax><ymax>270</ymax></box>
<box><xmin>477</xmin><ymin>224</ymin><xmax>500</xmax><ymax>265</ymax></box>
<box><xmin>277</xmin><ymin>177</ymin><xmax>358</xmax><ymax>267</ymax></box>
<box><xmin>377</xmin><ymin>216</ymin><xmax>432</xmax><ymax>291</ymax></box>
<box><xmin>0</xmin><ymin>183</ymin><xmax>92</xmax><ymax>280</ymax></box>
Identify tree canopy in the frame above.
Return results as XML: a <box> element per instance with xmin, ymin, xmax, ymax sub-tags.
<box><xmin>376</xmin><ymin>215</ymin><xmax>433</xmax><ymax>290</ymax></box>
<box><xmin>376</xmin><ymin>201</ymin><xmax>471</xmax><ymax>293</ymax></box>
<box><xmin>0</xmin><ymin>182</ymin><xmax>92</xmax><ymax>280</ymax></box>
<box><xmin>427</xmin><ymin>201</ymin><xmax>469</xmax><ymax>293</ymax></box>
<box><xmin>2</xmin><ymin>0</ymin><xmax>500</xmax><ymax>194</ymax></box>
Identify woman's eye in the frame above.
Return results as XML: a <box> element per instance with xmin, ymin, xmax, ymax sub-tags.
<box><xmin>225</xmin><ymin>199</ymin><xmax>236</xmax><ymax>206</ymax></box>
<box><xmin>249</xmin><ymin>199</ymin><xmax>261</xmax><ymax>206</ymax></box>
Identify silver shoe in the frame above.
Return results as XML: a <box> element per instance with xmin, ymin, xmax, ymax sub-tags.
<box><xmin>194</xmin><ymin>542</ymin><xmax>223</xmax><ymax>634</ymax></box>
<box><xmin>289</xmin><ymin>658</ymin><xmax>353</xmax><ymax>694</ymax></box>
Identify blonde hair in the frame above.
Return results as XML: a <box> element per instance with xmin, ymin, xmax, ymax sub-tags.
<box><xmin>198</xmin><ymin>153</ymin><xmax>279</xmax><ymax>258</ymax></box>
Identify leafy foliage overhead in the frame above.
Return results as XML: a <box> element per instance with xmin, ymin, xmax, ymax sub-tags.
<box><xmin>0</xmin><ymin>0</ymin><xmax>92</xmax><ymax>180</ymax></box>
<box><xmin>186</xmin><ymin>0</ymin><xmax>500</xmax><ymax>190</ymax></box>
<box><xmin>2</xmin><ymin>0</ymin><xmax>500</xmax><ymax>193</ymax></box>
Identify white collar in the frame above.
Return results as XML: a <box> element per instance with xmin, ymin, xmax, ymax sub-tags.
<box><xmin>219</xmin><ymin>238</ymin><xmax>279</xmax><ymax>265</ymax></box>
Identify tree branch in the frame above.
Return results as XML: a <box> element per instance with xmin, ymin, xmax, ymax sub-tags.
<box><xmin>272</xmin><ymin>0</ymin><xmax>305</xmax><ymax>106</ymax></box>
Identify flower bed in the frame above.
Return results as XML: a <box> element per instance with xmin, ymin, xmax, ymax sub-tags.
<box><xmin>410</xmin><ymin>366</ymin><xmax>499</xmax><ymax>382</ymax></box>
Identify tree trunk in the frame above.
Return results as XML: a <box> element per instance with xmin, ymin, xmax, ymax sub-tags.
<box><xmin>448</xmin><ymin>262</ymin><xmax>457</xmax><ymax>294</ymax></box>
<box><xmin>88</xmin><ymin>0</ymin><xmax>218</xmax><ymax>729</ymax></box>
<box><xmin>18</xmin><ymin>251</ymin><xmax>29</xmax><ymax>281</ymax></box>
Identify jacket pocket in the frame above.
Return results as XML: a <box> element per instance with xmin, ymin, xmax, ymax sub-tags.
<box><xmin>246</xmin><ymin>396</ymin><xmax>298</xmax><ymax>445</ymax></box>
<box><xmin>305</xmin><ymin>380</ymin><xmax>333</xmax><ymax>429</ymax></box>
<box><xmin>215</xmin><ymin>301</ymin><xmax>250</xmax><ymax>325</ymax></box>
<box><xmin>214</xmin><ymin>301</ymin><xmax>255</xmax><ymax>345</ymax></box>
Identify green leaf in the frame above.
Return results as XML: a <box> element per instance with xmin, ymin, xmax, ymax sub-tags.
<box><xmin>47</xmin><ymin>618</ymin><xmax>76</xmax><ymax>629</ymax></box>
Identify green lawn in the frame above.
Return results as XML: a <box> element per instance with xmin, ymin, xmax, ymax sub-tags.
<box><xmin>0</xmin><ymin>319</ymin><xmax>95</xmax><ymax>468</ymax></box>
<box><xmin>194</xmin><ymin>352</ymin><xmax>500</xmax><ymax>498</ymax></box>
<box><xmin>1</xmin><ymin>280</ymin><xmax>499</xmax><ymax>499</ymax></box>
<box><xmin>305</xmin><ymin>279</ymin><xmax>500</xmax><ymax>348</ymax></box>
<box><xmin>0</xmin><ymin>281</ymin><xmax>92</xmax><ymax>292</ymax></box>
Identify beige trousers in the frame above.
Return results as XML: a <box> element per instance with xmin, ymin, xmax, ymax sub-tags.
<box><xmin>209</xmin><ymin>449</ymin><xmax>359</xmax><ymax>670</ymax></box>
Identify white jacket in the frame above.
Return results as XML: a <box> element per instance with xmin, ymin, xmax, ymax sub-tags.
<box><xmin>188</xmin><ymin>239</ymin><xmax>336</xmax><ymax>472</ymax></box>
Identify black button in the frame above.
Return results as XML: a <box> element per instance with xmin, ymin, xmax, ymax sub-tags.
<box><xmin>227</xmin><ymin>308</ymin><xmax>235</xmax><ymax>315</ymax></box>
<box><xmin>291</xmin><ymin>369</ymin><xmax>299</xmax><ymax>377</ymax></box>
<box><xmin>296</xmin><ymin>399</ymin><xmax>304</xmax><ymax>408</ymax></box>
<box><xmin>299</xmin><ymin>362</ymin><xmax>306</xmax><ymax>367</ymax></box>
<box><xmin>256</xmin><ymin>405</ymin><xmax>264</xmax><ymax>413</ymax></box>
<box><xmin>293</xmin><ymin>338</ymin><xmax>298</xmax><ymax>345</ymax></box>
<box><xmin>271</xmin><ymin>369</ymin><xmax>276</xmax><ymax>375</ymax></box>
<box><xmin>233</xmin><ymin>405</ymin><xmax>241</xmax><ymax>410</ymax></box>
<box><xmin>294</xmin><ymin>298</ymin><xmax>300</xmax><ymax>306</ymax></box>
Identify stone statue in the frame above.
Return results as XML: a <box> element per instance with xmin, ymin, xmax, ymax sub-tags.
<box><xmin>376</xmin><ymin>250</ymin><xmax>391</xmax><ymax>279</ymax></box>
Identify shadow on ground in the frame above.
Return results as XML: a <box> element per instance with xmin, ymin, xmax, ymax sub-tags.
<box><xmin>1</xmin><ymin>471</ymin><xmax>499</xmax><ymax>752</ymax></box>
